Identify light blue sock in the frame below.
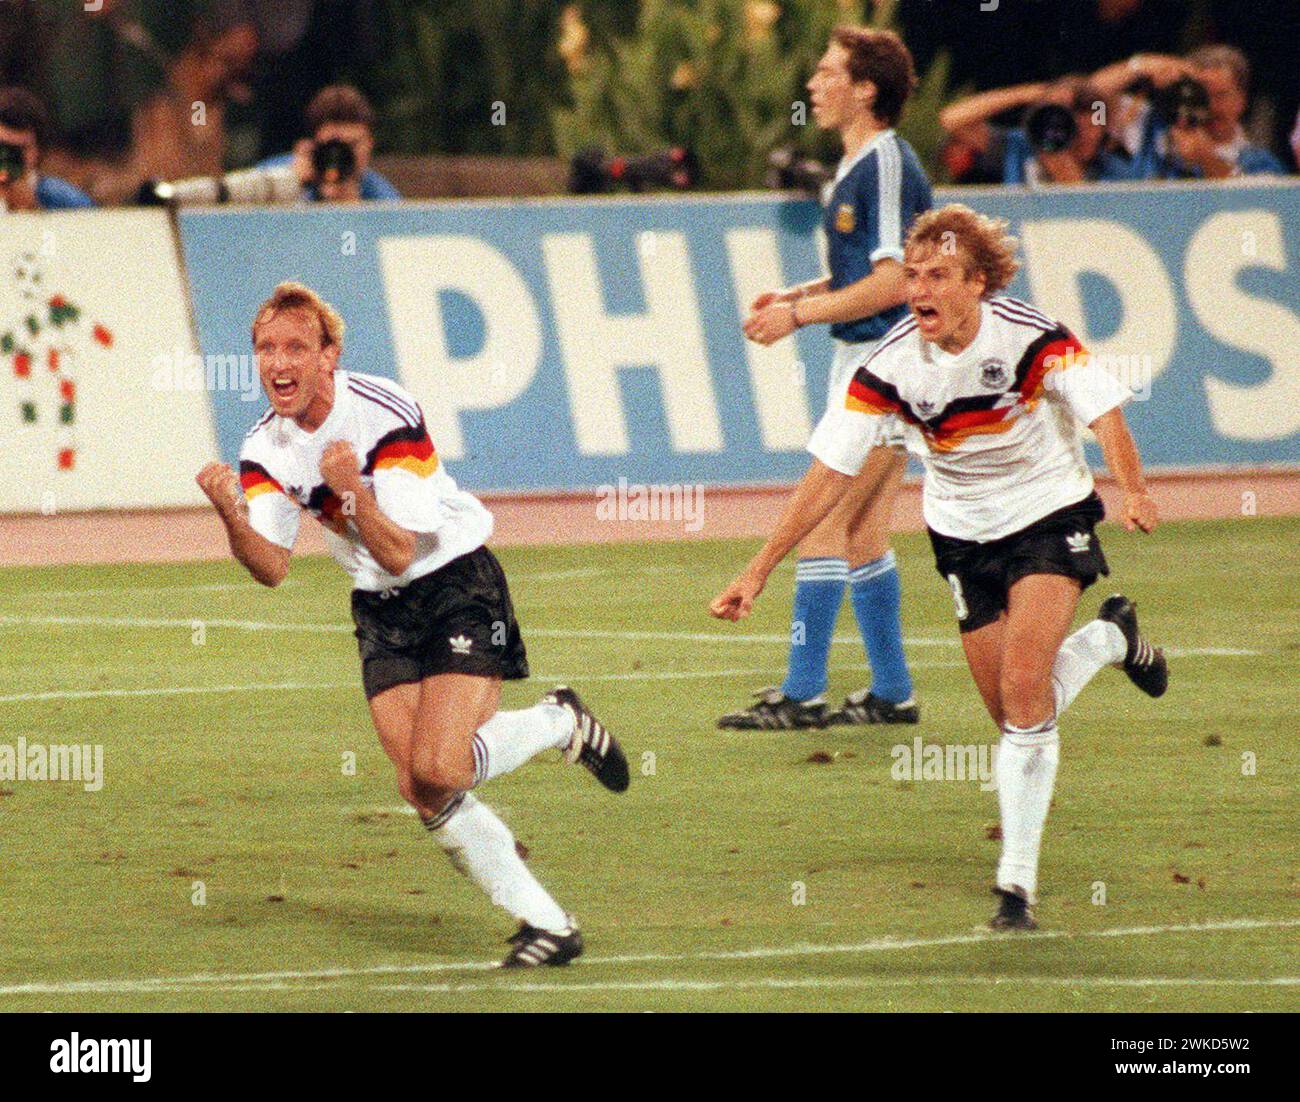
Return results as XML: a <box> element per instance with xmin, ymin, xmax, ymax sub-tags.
<box><xmin>780</xmin><ymin>558</ymin><xmax>847</xmax><ymax>702</ymax></box>
<box><xmin>849</xmin><ymin>550</ymin><xmax>913</xmax><ymax>704</ymax></box>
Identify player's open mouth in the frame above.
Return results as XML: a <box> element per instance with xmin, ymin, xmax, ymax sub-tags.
<box><xmin>271</xmin><ymin>377</ymin><xmax>299</xmax><ymax>400</ymax></box>
<box><xmin>914</xmin><ymin>304</ymin><xmax>939</xmax><ymax>322</ymax></box>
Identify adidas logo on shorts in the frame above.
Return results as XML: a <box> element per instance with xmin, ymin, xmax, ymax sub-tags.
<box><xmin>449</xmin><ymin>634</ymin><xmax>473</xmax><ymax>655</ymax></box>
<box><xmin>1066</xmin><ymin>531</ymin><xmax>1091</xmax><ymax>554</ymax></box>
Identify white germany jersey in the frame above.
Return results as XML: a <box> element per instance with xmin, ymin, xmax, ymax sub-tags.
<box><xmin>239</xmin><ymin>370</ymin><xmax>493</xmax><ymax>591</ymax></box>
<box><xmin>808</xmin><ymin>297</ymin><xmax>1132</xmax><ymax>541</ymax></box>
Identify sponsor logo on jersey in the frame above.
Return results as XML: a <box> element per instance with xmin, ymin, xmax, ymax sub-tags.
<box><xmin>1066</xmin><ymin>531</ymin><xmax>1091</xmax><ymax>554</ymax></box>
<box><xmin>449</xmin><ymin>634</ymin><xmax>474</xmax><ymax>655</ymax></box>
<box><xmin>915</xmin><ymin>398</ymin><xmax>938</xmax><ymax>418</ymax></box>
<box><xmin>979</xmin><ymin>358</ymin><xmax>1009</xmax><ymax>388</ymax></box>
<box><xmin>835</xmin><ymin>203</ymin><xmax>855</xmax><ymax>233</ymax></box>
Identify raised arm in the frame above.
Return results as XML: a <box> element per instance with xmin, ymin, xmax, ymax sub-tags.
<box><xmin>1090</xmin><ymin>52</ymin><xmax>1187</xmax><ymax>101</ymax></box>
<box><xmin>1090</xmin><ymin>407</ymin><xmax>1158</xmax><ymax>533</ymax></box>
<box><xmin>937</xmin><ymin>81</ymin><xmax>1048</xmax><ymax>137</ymax></box>
<box><xmin>195</xmin><ymin>462</ymin><xmax>291</xmax><ymax>587</ymax></box>
<box><xmin>319</xmin><ymin>441</ymin><xmax>418</xmax><ymax>577</ymax></box>
<box><xmin>709</xmin><ymin>459</ymin><xmax>853</xmax><ymax>620</ymax></box>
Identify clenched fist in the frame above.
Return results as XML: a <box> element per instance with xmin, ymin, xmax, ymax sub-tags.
<box><xmin>320</xmin><ymin>440</ymin><xmax>362</xmax><ymax>496</ymax></box>
<box><xmin>709</xmin><ymin>567</ymin><xmax>767</xmax><ymax>621</ymax></box>
<box><xmin>1122</xmin><ymin>491</ymin><xmax>1159</xmax><ymax>534</ymax></box>
<box><xmin>196</xmin><ymin>462</ymin><xmax>245</xmax><ymax>519</ymax></box>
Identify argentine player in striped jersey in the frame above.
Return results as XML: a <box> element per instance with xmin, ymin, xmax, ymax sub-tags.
<box><xmin>720</xmin><ymin>27</ymin><xmax>931</xmax><ymax>731</ymax></box>
<box><xmin>713</xmin><ymin>206</ymin><xmax>1168</xmax><ymax>930</ymax></box>
<box><xmin>195</xmin><ymin>283</ymin><xmax>630</xmax><ymax>968</ymax></box>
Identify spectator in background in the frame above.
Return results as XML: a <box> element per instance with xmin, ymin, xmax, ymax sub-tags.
<box><xmin>1092</xmin><ymin>46</ymin><xmax>1287</xmax><ymax>179</ymax></box>
<box><xmin>256</xmin><ymin>84</ymin><xmax>398</xmax><ymax>202</ymax></box>
<box><xmin>78</xmin><ymin>12</ymin><xmax>258</xmax><ymax>206</ymax></box>
<box><xmin>939</xmin><ymin>76</ymin><xmax>1130</xmax><ymax>186</ymax></box>
<box><xmin>0</xmin><ymin>87</ymin><xmax>94</xmax><ymax>210</ymax></box>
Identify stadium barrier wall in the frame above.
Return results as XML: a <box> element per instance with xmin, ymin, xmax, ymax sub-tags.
<box><xmin>2</xmin><ymin>209</ymin><xmax>220</xmax><ymax>513</ymax></box>
<box><xmin>4</xmin><ymin>183</ymin><xmax>1298</xmax><ymax>514</ymax></box>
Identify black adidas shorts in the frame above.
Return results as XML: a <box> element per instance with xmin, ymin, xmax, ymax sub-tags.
<box><xmin>928</xmin><ymin>492</ymin><xmax>1110</xmax><ymax>634</ymax></box>
<box><xmin>350</xmin><ymin>545</ymin><xmax>530</xmax><ymax>699</ymax></box>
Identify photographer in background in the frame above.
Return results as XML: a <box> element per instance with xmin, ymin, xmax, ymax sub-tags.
<box><xmin>256</xmin><ymin>84</ymin><xmax>399</xmax><ymax>202</ymax></box>
<box><xmin>1092</xmin><ymin>46</ymin><xmax>1286</xmax><ymax>179</ymax></box>
<box><xmin>0</xmin><ymin>87</ymin><xmax>95</xmax><ymax>211</ymax></box>
<box><xmin>938</xmin><ymin>76</ymin><xmax>1129</xmax><ymax>186</ymax></box>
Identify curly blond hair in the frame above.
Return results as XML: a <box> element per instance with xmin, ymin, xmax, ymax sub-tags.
<box><xmin>905</xmin><ymin>204</ymin><xmax>1020</xmax><ymax>296</ymax></box>
<box><xmin>251</xmin><ymin>281</ymin><xmax>346</xmax><ymax>350</ymax></box>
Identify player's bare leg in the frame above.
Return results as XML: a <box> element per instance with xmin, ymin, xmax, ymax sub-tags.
<box><xmin>985</xmin><ymin>574</ymin><xmax>1080</xmax><ymax>929</ymax></box>
<box><xmin>393</xmin><ymin>673</ymin><xmax>580</xmax><ymax>963</ymax></box>
<box><xmin>367</xmin><ymin>681</ymin><xmax>427</xmax><ymax>812</ymax></box>
<box><xmin>958</xmin><ymin>614</ymin><xmax>1007</xmax><ymax>729</ymax></box>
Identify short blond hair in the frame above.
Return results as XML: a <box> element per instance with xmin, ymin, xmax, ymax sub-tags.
<box><xmin>251</xmin><ymin>281</ymin><xmax>345</xmax><ymax>350</ymax></box>
<box><xmin>905</xmin><ymin>204</ymin><xmax>1020</xmax><ymax>296</ymax></box>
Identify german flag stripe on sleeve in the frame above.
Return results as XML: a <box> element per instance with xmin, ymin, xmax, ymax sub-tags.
<box><xmin>239</xmin><ymin>460</ymin><xmax>285</xmax><ymax>500</ymax></box>
<box><xmin>363</xmin><ymin>422</ymin><xmax>439</xmax><ymax>478</ymax></box>
<box><xmin>846</xmin><ymin>368</ymin><xmax>904</xmax><ymax>416</ymax></box>
<box><xmin>1014</xmin><ymin>328</ymin><xmax>1087</xmax><ymax>403</ymax></box>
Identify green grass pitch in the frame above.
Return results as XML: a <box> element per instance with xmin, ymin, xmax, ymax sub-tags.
<box><xmin>0</xmin><ymin>516</ymin><xmax>1296</xmax><ymax>1012</ymax></box>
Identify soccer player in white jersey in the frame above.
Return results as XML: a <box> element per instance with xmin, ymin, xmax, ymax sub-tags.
<box><xmin>195</xmin><ymin>282</ymin><xmax>629</xmax><ymax>967</ymax></box>
<box><xmin>711</xmin><ymin>206</ymin><xmax>1168</xmax><ymax>930</ymax></box>
<box><xmin>718</xmin><ymin>27</ymin><xmax>931</xmax><ymax>732</ymax></box>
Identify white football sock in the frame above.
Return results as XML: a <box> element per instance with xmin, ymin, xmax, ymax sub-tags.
<box><xmin>995</xmin><ymin>719</ymin><xmax>1060</xmax><ymax>903</ymax></box>
<box><xmin>471</xmin><ymin>703</ymin><xmax>573</xmax><ymax>785</ymax></box>
<box><xmin>426</xmin><ymin>792</ymin><xmax>570</xmax><ymax>933</ymax></box>
<box><xmin>1052</xmin><ymin>619</ymin><xmax>1126</xmax><ymax>716</ymax></box>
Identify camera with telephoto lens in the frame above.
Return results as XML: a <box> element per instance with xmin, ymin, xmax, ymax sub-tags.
<box><xmin>0</xmin><ymin>140</ymin><xmax>26</xmax><ymax>182</ymax></box>
<box><xmin>1024</xmin><ymin>102</ymin><xmax>1078</xmax><ymax>155</ymax></box>
<box><xmin>1150</xmin><ymin>74</ymin><xmax>1211</xmax><ymax>128</ymax></box>
<box><xmin>310</xmin><ymin>138</ymin><xmax>357</xmax><ymax>182</ymax></box>
<box><xmin>568</xmin><ymin>146</ymin><xmax>697</xmax><ymax>194</ymax></box>
<box><xmin>136</xmin><ymin>164</ymin><xmax>303</xmax><ymax>207</ymax></box>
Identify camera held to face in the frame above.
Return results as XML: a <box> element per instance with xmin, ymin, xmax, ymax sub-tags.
<box><xmin>310</xmin><ymin>138</ymin><xmax>357</xmax><ymax>183</ymax></box>
<box><xmin>1024</xmin><ymin>103</ymin><xmax>1078</xmax><ymax>155</ymax></box>
<box><xmin>1150</xmin><ymin>75</ymin><xmax>1211</xmax><ymax>128</ymax></box>
<box><xmin>0</xmin><ymin>140</ymin><xmax>26</xmax><ymax>183</ymax></box>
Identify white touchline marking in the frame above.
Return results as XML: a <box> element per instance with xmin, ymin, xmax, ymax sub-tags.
<box><xmin>0</xmin><ymin>614</ymin><xmax>1263</xmax><ymax>657</ymax></box>
<box><xmin>513</xmin><ymin>565</ymin><xmax>690</xmax><ymax>581</ymax></box>
<box><xmin>1</xmin><ymin>917</ymin><xmax>1294</xmax><ymax>998</ymax></box>
<box><xmin>0</xmin><ymin>681</ymin><xmax>350</xmax><ymax>704</ymax></box>
<box><xmin>0</xmin><ymin>661</ymin><xmax>971</xmax><ymax>704</ymax></box>
<box><xmin>0</xmin><ymin>613</ymin><xmax>351</xmax><ymax>633</ymax></box>
<box><xmin>372</xmin><ymin>975</ymin><xmax>1300</xmax><ymax>996</ymax></box>
<box><xmin>0</xmin><ymin>581</ymin><xmax>300</xmax><ymax>600</ymax></box>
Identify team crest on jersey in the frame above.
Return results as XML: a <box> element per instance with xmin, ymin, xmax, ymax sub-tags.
<box><xmin>835</xmin><ymin>203</ymin><xmax>855</xmax><ymax>233</ymax></box>
<box><xmin>979</xmin><ymin>358</ymin><xmax>1009</xmax><ymax>389</ymax></box>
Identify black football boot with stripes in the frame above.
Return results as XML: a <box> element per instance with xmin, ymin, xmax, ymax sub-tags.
<box><xmin>545</xmin><ymin>686</ymin><xmax>630</xmax><ymax>793</ymax></box>
<box><xmin>500</xmin><ymin>918</ymin><xmax>583</xmax><ymax>968</ymax></box>
<box><xmin>1097</xmin><ymin>594</ymin><xmax>1168</xmax><ymax>698</ymax></box>
<box><xmin>716</xmin><ymin>687</ymin><xmax>829</xmax><ymax>730</ymax></box>
<box><xmin>989</xmin><ymin>886</ymin><xmax>1037</xmax><ymax>931</ymax></box>
<box><xmin>827</xmin><ymin>688</ymin><xmax>920</xmax><ymax>725</ymax></box>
